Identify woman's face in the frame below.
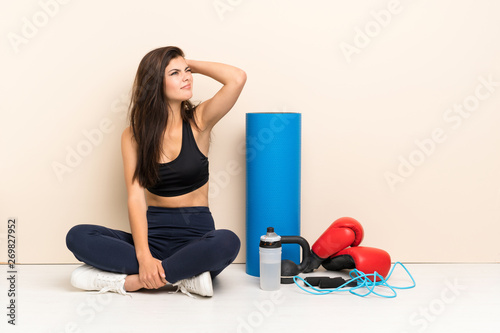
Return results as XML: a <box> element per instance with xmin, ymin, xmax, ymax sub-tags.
<box><xmin>163</xmin><ymin>56</ymin><xmax>193</xmax><ymax>102</ymax></box>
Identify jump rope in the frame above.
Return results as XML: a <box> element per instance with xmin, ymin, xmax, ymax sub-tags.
<box><xmin>292</xmin><ymin>262</ymin><xmax>416</xmax><ymax>298</ymax></box>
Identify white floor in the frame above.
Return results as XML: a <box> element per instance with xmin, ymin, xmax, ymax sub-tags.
<box><xmin>1</xmin><ymin>263</ymin><xmax>499</xmax><ymax>333</ymax></box>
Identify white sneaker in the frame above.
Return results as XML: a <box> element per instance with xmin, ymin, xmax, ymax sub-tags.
<box><xmin>173</xmin><ymin>271</ymin><xmax>213</xmax><ymax>298</ymax></box>
<box><xmin>71</xmin><ymin>264</ymin><xmax>128</xmax><ymax>296</ymax></box>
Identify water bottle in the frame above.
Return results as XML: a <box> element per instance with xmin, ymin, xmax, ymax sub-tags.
<box><xmin>259</xmin><ymin>227</ymin><xmax>282</xmax><ymax>291</ymax></box>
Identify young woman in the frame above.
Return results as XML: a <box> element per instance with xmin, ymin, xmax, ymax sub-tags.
<box><xmin>66</xmin><ymin>46</ymin><xmax>246</xmax><ymax>297</ymax></box>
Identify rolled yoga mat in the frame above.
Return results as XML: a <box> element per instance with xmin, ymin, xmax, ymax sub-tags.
<box><xmin>246</xmin><ymin>112</ymin><xmax>301</xmax><ymax>276</ymax></box>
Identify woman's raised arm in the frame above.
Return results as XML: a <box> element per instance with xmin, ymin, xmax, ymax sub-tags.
<box><xmin>187</xmin><ymin>59</ymin><xmax>246</xmax><ymax>130</ymax></box>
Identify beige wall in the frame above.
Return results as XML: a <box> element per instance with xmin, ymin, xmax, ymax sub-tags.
<box><xmin>1</xmin><ymin>0</ymin><xmax>500</xmax><ymax>264</ymax></box>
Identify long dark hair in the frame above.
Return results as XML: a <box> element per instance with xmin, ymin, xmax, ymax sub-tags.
<box><xmin>128</xmin><ymin>46</ymin><xmax>198</xmax><ymax>188</ymax></box>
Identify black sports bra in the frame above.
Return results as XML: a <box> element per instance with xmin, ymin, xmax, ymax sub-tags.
<box><xmin>147</xmin><ymin>120</ymin><xmax>209</xmax><ymax>197</ymax></box>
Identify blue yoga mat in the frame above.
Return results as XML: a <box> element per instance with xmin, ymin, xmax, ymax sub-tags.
<box><xmin>246</xmin><ymin>112</ymin><xmax>301</xmax><ymax>276</ymax></box>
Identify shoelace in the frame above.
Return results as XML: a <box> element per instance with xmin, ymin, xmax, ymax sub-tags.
<box><xmin>94</xmin><ymin>273</ymin><xmax>131</xmax><ymax>297</ymax></box>
<box><xmin>171</xmin><ymin>278</ymin><xmax>197</xmax><ymax>298</ymax></box>
<box><xmin>172</xmin><ymin>284</ymin><xmax>196</xmax><ymax>298</ymax></box>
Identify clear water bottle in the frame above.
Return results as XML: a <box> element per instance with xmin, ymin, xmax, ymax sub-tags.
<box><xmin>259</xmin><ymin>227</ymin><xmax>282</xmax><ymax>291</ymax></box>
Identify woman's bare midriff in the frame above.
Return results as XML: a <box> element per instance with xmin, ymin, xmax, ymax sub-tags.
<box><xmin>145</xmin><ymin>182</ymin><xmax>209</xmax><ymax>208</ymax></box>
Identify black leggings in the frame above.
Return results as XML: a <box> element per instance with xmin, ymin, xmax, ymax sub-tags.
<box><xmin>65</xmin><ymin>206</ymin><xmax>240</xmax><ymax>283</ymax></box>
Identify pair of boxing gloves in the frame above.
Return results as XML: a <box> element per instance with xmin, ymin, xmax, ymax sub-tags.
<box><xmin>305</xmin><ymin>217</ymin><xmax>391</xmax><ymax>280</ymax></box>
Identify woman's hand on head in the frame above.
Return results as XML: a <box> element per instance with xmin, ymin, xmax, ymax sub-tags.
<box><xmin>184</xmin><ymin>59</ymin><xmax>246</xmax><ymax>130</ymax></box>
<box><xmin>185</xmin><ymin>59</ymin><xmax>196</xmax><ymax>74</ymax></box>
<box><xmin>138</xmin><ymin>255</ymin><xmax>168</xmax><ymax>289</ymax></box>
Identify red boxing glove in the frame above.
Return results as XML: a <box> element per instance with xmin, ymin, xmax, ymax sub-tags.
<box><xmin>322</xmin><ymin>246</ymin><xmax>391</xmax><ymax>281</ymax></box>
<box><xmin>305</xmin><ymin>217</ymin><xmax>364</xmax><ymax>272</ymax></box>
